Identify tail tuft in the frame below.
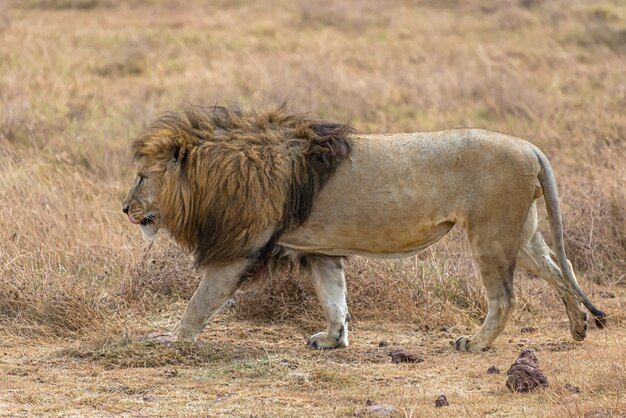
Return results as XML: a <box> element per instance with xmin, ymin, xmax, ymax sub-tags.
<box><xmin>592</xmin><ymin>310</ymin><xmax>607</xmax><ymax>329</ymax></box>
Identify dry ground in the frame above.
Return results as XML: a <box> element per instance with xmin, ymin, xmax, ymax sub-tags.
<box><xmin>0</xmin><ymin>0</ymin><xmax>625</xmax><ymax>416</ymax></box>
<box><xmin>1</xmin><ymin>312</ymin><xmax>625</xmax><ymax>417</ymax></box>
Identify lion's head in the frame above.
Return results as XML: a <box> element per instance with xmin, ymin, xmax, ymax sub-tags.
<box><xmin>122</xmin><ymin>169</ymin><xmax>161</xmax><ymax>241</ymax></box>
<box><xmin>122</xmin><ymin>104</ymin><xmax>353</xmax><ymax>270</ymax></box>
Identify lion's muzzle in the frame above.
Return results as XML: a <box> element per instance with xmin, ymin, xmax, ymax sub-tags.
<box><xmin>122</xmin><ymin>204</ymin><xmax>142</xmax><ymax>225</ymax></box>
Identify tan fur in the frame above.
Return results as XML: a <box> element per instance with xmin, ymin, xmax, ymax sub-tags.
<box><xmin>123</xmin><ymin>110</ymin><xmax>605</xmax><ymax>351</ymax></box>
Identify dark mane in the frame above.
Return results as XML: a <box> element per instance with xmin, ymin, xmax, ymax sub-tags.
<box><xmin>132</xmin><ymin>104</ymin><xmax>354</xmax><ymax>271</ymax></box>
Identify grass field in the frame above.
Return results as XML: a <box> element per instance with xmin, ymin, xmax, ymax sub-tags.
<box><xmin>0</xmin><ymin>0</ymin><xmax>625</xmax><ymax>416</ymax></box>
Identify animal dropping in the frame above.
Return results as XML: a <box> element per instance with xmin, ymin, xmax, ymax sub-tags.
<box><xmin>487</xmin><ymin>365</ymin><xmax>500</xmax><ymax>374</ymax></box>
<box><xmin>506</xmin><ymin>349</ymin><xmax>548</xmax><ymax>392</ymax></box>
<box><xmin>435</xmin><ymin>394</ymin><xmax>449</xmax><ymax>407</ymax></box>
<box><xmin>389</xmin><ymin>349</ymin><xmax>423</xmax><ymax>364</ymax></box>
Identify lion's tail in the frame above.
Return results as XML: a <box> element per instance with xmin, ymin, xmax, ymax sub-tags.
<box><xmin>533</xmin><ymin>146</ymin><xmax>607</xmax><ymax>328</ymax></box>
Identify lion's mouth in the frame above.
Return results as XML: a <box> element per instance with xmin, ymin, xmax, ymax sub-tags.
<box><xmin>139</xmin><ymin>214</ymin><xmax>157</xmax><ymax>226</ymax></box>
<box><xmin>127</xmin><ymin>213</ymin><xmax>155</xmax><ymax>226</ymax></box>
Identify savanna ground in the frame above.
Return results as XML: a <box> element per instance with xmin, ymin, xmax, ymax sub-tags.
<box><xmin>0</xmin><ymin>0</ymin><xmax>625</xmax><ymax>416</ymax></box>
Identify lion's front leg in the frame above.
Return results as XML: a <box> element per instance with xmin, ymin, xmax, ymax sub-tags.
<box><xmin>305</xmin><ymin>255</ymin><xmax>350</xmax><ymax>350</ymax></box>
<box><xmin>172</xmin><ymin>259</ymin><xmax>250</xmax><ymax>342</ymax></box>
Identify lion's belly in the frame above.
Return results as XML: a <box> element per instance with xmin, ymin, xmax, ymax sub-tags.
<box><xmin>279</xmin><ymin>220</ymin><xmax>455</xmax><ymax>258</ymax></box>
<box><xmin>279</xmin><ymin>175</ymin><xmax>458</xmax><ymax>257</ymax></box>
<box><xmin>278</xmin><ymin>129</ymin><xmax>539</xmax><ymax>258</ymax></box>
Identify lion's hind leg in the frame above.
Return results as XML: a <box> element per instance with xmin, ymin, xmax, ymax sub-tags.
<box><xmin>305</xmin><ymin>255</ymin><xmax>350</xmax><ymax>350</ymax></box>
<box><xmin>454</xmin><ymin>262</ymin><xmax>517</xmax><ymax>351</ymax></box>
<box><xmin>455</xmin><ymin>226</ymin><xmax>521</xmax><ymax>351</ymax></box>
<box><xmin>517</xmin><ymin>230</ymin><xmax>587</xmax><ymax>341</ymax></box>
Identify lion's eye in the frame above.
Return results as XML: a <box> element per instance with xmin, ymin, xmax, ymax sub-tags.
<box><xmin>137</xmin><ymin>175</ymin><xmax>145</xmax><ymax>186</ymax></box>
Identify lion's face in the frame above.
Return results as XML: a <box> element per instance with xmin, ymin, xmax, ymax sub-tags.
<box><xmin>122</xmin><ymin>170</ymin><xmax>161</xmax><ymax>241</ymax></box>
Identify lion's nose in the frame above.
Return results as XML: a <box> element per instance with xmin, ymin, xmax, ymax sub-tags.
<box><xmin>122</xmin><ymin>204</ymin><xmax>129</xmax><ymax>214</ymax></box>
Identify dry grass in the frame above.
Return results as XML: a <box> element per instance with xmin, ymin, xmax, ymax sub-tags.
<box><xmin>0</xmin><ymin>0</ymin><xmax>624</xmax><ymax>415</ymax></box>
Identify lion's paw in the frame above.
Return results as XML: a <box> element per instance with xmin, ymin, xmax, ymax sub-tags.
<box><xmin>452</xmin><ymin>336</ymin><xmax>491</xmax><ymax>352</ymax></box>
<box><xmin>138</xmin><ymin>331</ymin><xmax>178</xmax><ymax>347</ymax></box>
<box><xmin>307</xmin><ymin>331</ymin><xmax>348</xmax><ymax>350</ymax></box>
<box><xmin>453</xmin><ymin>335</ymin><xmax>473</xmax><ymax>351</ymax></box>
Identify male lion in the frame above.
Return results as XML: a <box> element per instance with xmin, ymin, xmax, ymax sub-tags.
<box><xmin>122</xmin><ymin>104</ymin><xmax>606</xmax><ymax>351</ymax></box>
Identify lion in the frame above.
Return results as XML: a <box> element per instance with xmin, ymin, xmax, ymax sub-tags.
<box><xmin>122</xmin><ymin>104</ymin><xmax>606</xmax><ymax>351</ymax></box>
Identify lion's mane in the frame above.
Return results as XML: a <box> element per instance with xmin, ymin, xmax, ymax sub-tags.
<box><xmin>132</xmin><ymin>104</ymin><xmax>353</xmax><ymax>270</ymax></box>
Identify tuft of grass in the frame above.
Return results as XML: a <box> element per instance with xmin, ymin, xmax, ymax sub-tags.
<box><xmin>62</xmin><ymin>337</ymin><xmax>265</xmax><ymax>369</ymax></box>
<box><xmin>121</xmin><ymin>239</ymin><xmax>199</xmax><ymax>303</ymax></box>
<box><xmin>564</xmin><ymin>182</ymin><xmax>626</xmax><ymax>286</ymax></box>
<box><xmin>0</xmin><ymin>275</ymin><xmax>120</xmax><ymax>337</ymax></box>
